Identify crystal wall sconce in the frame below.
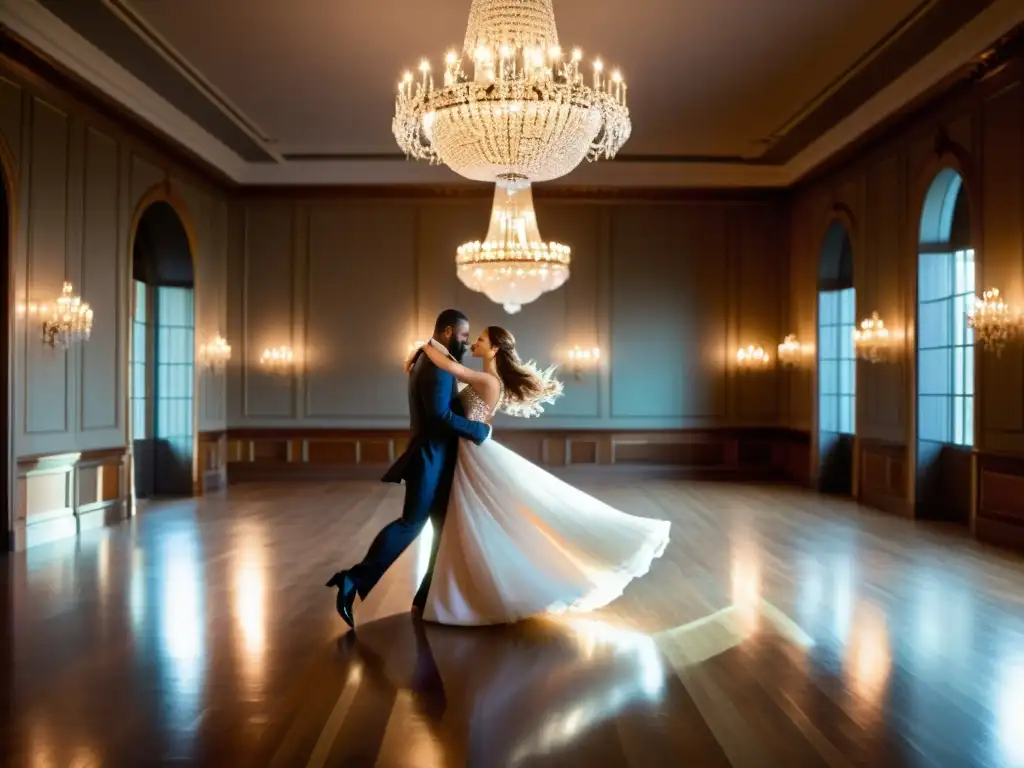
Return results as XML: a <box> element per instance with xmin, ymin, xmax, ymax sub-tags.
<box><xmin>777</xmin><ymin>335</ymin><xmax>802</xmax><ymax>368</ymax></box>
<box><xmin>35</xmin><ymin>281</ymin><xmax>94</xmax><ymax>349</ymax></box>
<box><xmin>967</xmin><ymin>287</ymin><xmax>1020</xmax><ymax>355</ymax></box>
<box><xmin>567</xmin><ymin>345</ymin><xmax>601</xmax><ymax>381</ymax></box>
<box><xmin>736</xmin><ymin>344</ymin><xmax>771</xmax><ymax>369</ymax></box>
<box><xmin>260</xmin><ymin>346</ymin><xmax>295</xmax><ymax>373</ymax></box>
<box><xmin>853</xmin><ymin>312</ymin><xmax>891</xmax><ymax>363</ymax></box>
<box><xmin>199</xmin><ymin>334</ymin><xmax>232</xmax><ymax>371</ymax></box>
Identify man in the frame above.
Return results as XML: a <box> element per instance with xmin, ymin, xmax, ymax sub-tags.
<box><xmin>326</xmin><ymin>309</ymin><xmax>491</xmax><ymax>628</ymax></box>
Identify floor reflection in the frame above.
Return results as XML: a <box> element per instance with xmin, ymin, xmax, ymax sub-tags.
<box><xmin>326</xmin><ymin>614</ymin><xmax>675</xmax><ymax>767</ymax></box>
<box><xmin>156</xmin><ymin>526</ymin><xmax>206</xmax><ymax>747</ymax></box>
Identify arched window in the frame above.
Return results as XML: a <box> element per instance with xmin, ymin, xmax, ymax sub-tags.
<box><xmin>818</xmin><ymin>221</ymin><xmax>856</xmax><ymax>436</ymax></box>
<box><xmin>917</xmin><ymin>169</ymin><xmax>973</xmax><ymax>447</ymax></box>
<box><xmin>818</xmin><ymin>219</ymin><xmax>855</xmax><ymax>494</ymax></box>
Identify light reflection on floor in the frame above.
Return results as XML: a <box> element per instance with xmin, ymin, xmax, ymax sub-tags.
<box><xmin>8</xmin><ymin>482</ymin><xmax>1024</xmax><ymax>766</ymax></box>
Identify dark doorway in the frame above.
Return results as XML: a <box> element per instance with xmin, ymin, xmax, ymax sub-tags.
<box><xmin>131</xmin><ymin>201</ymin><xmax>195</xmax><ymax>498</ymax></box>
<box><xmin>817</xmin><ymin>220</ymin><xmax>856</xmax><ymax>495</ymax></box>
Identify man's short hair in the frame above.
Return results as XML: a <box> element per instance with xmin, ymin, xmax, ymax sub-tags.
<box><xmin>434</xmin><ymin>308</ymin><xmax>468</xmax><ymax>335</ymax></box>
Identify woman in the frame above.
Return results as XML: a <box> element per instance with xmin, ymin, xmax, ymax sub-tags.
<box><xmin>354</xmin><ymin>326</ymin><xmax>671</xmax><ymax>627</ymax></box>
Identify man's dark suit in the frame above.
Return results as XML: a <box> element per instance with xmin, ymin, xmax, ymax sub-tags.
<box><xmin>346</xmin><ymin>344</ymin><xmax>490</xmax><ymax>607</ymax></box>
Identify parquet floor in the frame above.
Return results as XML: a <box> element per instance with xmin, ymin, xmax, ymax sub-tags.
<box><xmin>3</xmin><ymin>475</ymin><xmax>1024</xmax><ymax>766</ymax></box>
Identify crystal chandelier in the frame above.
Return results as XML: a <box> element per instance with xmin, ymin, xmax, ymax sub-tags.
<box><xmin>457</xmin><ymin>179</ymin><xmax>569</xmax><ymax>313</ymax></box>
<box><xmin>393</xmin><ymin>0</ymin><xmax>631</xmax><ymax>183</ymax></box>
<box><xmin>967</xmin><ymin>287</ymin><xmax>1018</xmax><ymax>354</ymax></box>
<box><xmin>42</xmin><ymin>281</ymin><xmax>93</xmax><ymax>348</ymax></box>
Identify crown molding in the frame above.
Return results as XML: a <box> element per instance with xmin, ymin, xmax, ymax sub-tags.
<box><xmin>3</xmin><ymin>0</ymin><xmax>1022</xmax><ymax>189</ymax></box>
<box><xmin>0</xmin><ymin>0</ymin><xmax>247</xmax><ymax>179</ymax></box>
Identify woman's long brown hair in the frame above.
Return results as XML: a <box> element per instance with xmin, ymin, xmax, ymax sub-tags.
<box><xmin>486</xmin><ymin>326</ymin><xmax>558</xmax><ymax>405</ymax></box>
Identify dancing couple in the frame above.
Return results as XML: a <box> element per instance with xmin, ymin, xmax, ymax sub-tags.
<box><xmin>327</xmin><ymin>308</ymin><xmax>670</xmax><ymax>628</ymax></box>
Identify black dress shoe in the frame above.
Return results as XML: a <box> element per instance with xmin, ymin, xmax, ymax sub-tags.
<box><xmin>325</xmin><ymin>571</ymin><xmax>357</xmax><ymax>629</ymax></box>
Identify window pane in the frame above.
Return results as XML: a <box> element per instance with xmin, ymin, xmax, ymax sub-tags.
<box><xmin>918</xmin><ymin>300</ymin><xmax>950</xmax><ymax>349</ymax></box>
<box><xmin>919</xmin><ymin>395</ymin><xmax>951</xmax><ymax>443</ymax></box>
<box><xmin>819</xmin><ymin>292</ymin><xmax>836</xmax><ymax>326</ymax></box>
<box><xmin>839</xmin><ymin>288</ymin><xmax>855</xmax><ymax>324</ymax></box>
<box><xmin>919</xmin><ymin>348</ymin><xmax>951</xmax><ymax>395</ymax></box>
<box><xmin>965</xmin><ymin>346</ymin><xmax>974</xmax><ymax>397</ymax></box>
<box><xmin>964</xmin><ymin>395</ymin><xmax>974</xmax><ymax>446</ymax></box>
<box><xmin>840</xmin><ymin>359</ymin><xmax>855</xmax><ymax>396</ymax></box>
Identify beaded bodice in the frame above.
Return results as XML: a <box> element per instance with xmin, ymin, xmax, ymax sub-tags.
<box><xmin>459</xmin><ymin>378</ymin><xmax>503</xmax><ymax>423</ymax></box>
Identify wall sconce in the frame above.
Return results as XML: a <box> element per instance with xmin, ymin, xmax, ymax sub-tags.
<box><xmin>260</xmin><ymin>346</ymin><xmax>294</xmax><ymax>373</ymax></box>
<box><xmin>41</xmin><ymin>281</ymin><xmax>94</xmax><ymax>349</ymax></box>
<box><xmin>567</xmin><ymin>345</ymin><xmax>601</xmax><ymax>381</ymax></box>
<box><xmin>777</xmin><ymin>334</ymin><xmax>802</xmax><ymax>368</ymax></box>
<box><xmin>199</xmin><ymin>334</ymin><xmax>232</xmax><ymax>370</ymax></box>
<box><xmin>853</xmin><ymin>312</ymin><xmax>890</xmax><ymax>363</ymax></box>
<box><xmin>967</xmin><ymin>287</ymin><xmax>1019</xmax><ymax>355</ymax></box>
<box><xmin>736</xmin><ymin>344</ymin><xmax>771</xmax><ymax>369</ymax></box>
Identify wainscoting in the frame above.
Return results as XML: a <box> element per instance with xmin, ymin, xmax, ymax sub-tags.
<box><xmin>14</xmin><ymin>447</ymin><xmax>129</xmax><ymax>549</ymax></box>
<box><xmin>858</xmin><ymin>437</ymin><xmax>909</xmax><ymax>517</ymax></box>
<box><xmin>975</xmin><ymin>452</ymin><xmax>1024</xmax><ymax>551</ymax></box>
<box><xmin>198</xmin><ymin>430</ymin><xmax>228</xmax><ymax>493</ymax></box>
<box><xmin>225</xmin><ymin>427</ymin><xmax>812</xmax><ymax>484</ymax></box>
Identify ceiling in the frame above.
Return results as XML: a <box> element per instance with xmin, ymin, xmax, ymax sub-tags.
<box><xmin>9</xmin><ymin>0</ymin><xmax>1022</xmax><ymax>186</ymax></box>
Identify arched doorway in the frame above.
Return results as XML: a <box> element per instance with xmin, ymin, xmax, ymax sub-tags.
<box><xmin>817</xmin><ymin>219</ymin><xmax>856</xmax><ymax>494</ymax></box>
<box><xmin>131</xmin><ymin>200</ymin><xmax>196</xmax><ymax>499</ymax></box>
<box><xmin>915</xmin><ymin>168</ymin><xmax>973</xmax><ymax>522</ymax></box>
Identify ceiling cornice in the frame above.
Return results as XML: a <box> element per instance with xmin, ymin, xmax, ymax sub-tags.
<box><xmin>3</xmin><ymin>0</ymin><xmax>1023</xmax><ymax>189</ymax></box>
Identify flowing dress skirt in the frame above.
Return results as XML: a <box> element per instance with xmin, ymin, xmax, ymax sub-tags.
<box><xmin>355</xmin><ymin>438</ymin><xmax>670</xmax><ymax>627</ymax></box>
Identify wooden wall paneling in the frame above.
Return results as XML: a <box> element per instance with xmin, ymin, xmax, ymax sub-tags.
<box><xmin>979</xmin><ymin>82</ymin><xmax>1024</xmax><ymax>451</ymax></box>
<box><xmin>304</xmin><ymin>202</ymin><xmax>417</xmax><ymax>420</ymax></box>
<box><xmin>975</xmin><ymin>452</ymin><xmax>1024</xmax><ymax>551</ymax></box>
<box><xmin>534</xmin><ymin>201</ymin><xmax>602</xmax><ymax>420</ymax></box>
<box><xmin>241</xmin><ymin>203</ymin><xmax>296</xmax><ymax>419</ymax></box>
<box><xmin>79</xmin><ymin>126</ymin><xmax>120</xmax><ymax>440</ymax></box>
<box><xmin>23</xmin><ymin>97</ymin><xmax>70</xmax><ymax>449</ymax></box>
<box><xmin>733</xmin><ymin>203</ymin><xmax>782</xmax><ymax>424</ymax></box>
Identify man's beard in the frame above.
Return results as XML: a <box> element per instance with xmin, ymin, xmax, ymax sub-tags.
<box><xmin>448</xmin><ymin>339</ymin><xmax>468</xmax><ymax>362</ymax></box>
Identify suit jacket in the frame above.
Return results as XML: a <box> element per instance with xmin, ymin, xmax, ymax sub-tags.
<box><xmin>381</xmin><ymin>342</ymin><xmax>490</xmax><ymax>497</ymax></box>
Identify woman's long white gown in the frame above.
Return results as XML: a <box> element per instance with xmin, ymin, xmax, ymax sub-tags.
<box><xmin>354</xmin><ymin>383</ymin><xmax>671</xmax><ymax>627</ymax></box>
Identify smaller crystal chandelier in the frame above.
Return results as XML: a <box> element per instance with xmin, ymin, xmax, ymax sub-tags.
<box><xmin>42</xmin><ymin>281</ymin><xmax>93</xmax><ymax>348</ymax></box>
<box><xmin>199</xmin><ymin>334</ymin><xmax>232</xmax><ymax>370</ymax></box>
<box><xmin>967</xmin><ymin>287</ymin><xmax>1018</xmax><ymax>354</ymax></box>
<box><xmin>457</xmin><ymin>179</ymin><xmax>569</xmax><ymax>314</ymax></box>
<box><xmin>853</xmin><ymin>312</ymin><xmax>890</xmax><ymax>363</ymax></box>
<box><xmin>777</xmin><ymin>335</ymin><xmax>802</xmax><ymax>368</ymax></box>
<box><xmin>736</xmin><ymin>344</ymin><xmax>771</xmax><ymax>368</ymax></box>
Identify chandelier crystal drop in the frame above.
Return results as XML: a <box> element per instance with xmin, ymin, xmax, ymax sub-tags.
<box><xmin>456</xmin><ymin>179</ymin><xmax>569</xmax><ymax>314</ymax></box>
<box><xmin>393</xmin><ymin>0</ymin><xmax>631</xmax><ymax>182</ymax></box>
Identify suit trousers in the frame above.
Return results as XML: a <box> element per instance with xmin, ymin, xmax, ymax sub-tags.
<box><xmin>348</xmin><ymin>464</ymin><xmax>453</xmax><ymax>605</ymax></box>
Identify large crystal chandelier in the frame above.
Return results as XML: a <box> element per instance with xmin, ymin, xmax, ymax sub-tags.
<box><xmin>393</xmin><ymin>0</ymin><xmax>631</xmax><ymax>183</ymax></box>
<box><xmin>394</xmin><ymin>0</ymin><xmax>630</xmax><ymax>312</ymax></box>
<box><xmin>457</xmin><ymin>179</ymin><xmax>569</xmax><ymax>313</ymax></box>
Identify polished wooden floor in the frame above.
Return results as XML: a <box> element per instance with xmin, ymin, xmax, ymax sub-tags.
<box><xmin>4</xmin><ymin>475</ymin><xmax>1024</xmax><ymax>767</ymax></box>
